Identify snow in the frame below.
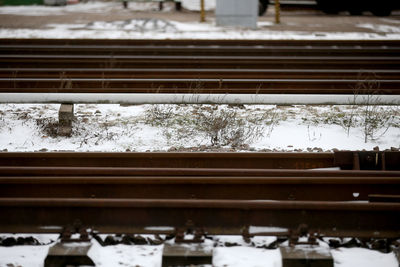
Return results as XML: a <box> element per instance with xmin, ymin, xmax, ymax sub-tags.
<box><xmin>331</xmin><ymin>248</ymin><xmax>399</xmax><ymax>267</ymax></box>
<box><xmin>0</xmin><ymin>1</ymin><xmax>399</xmax><ymax>39</ymax></box>
<box><xmin>0</xmin><ymin>239</ymin><xmax>398</xmax><ymax>267</ymax></box>
<box><xmin>357</xmin><ymin>23</ymin><xmax>400</xmax><ymax>33</ymax></box>
<box><xmin>0</xmin><ymin>1</ymin><xmax>399</xmax><ymax>266</ymax></box>
<box><xmin>0</xmin><ymin>104</ymin><xmax>398</xmax><ymax>152</ymax></box>
<box><xmin>2</xmin><ymin>20</ymin><xmax>400</xmax><ymax>39</ymax></box>
<box><xmin>88</xmin><ymin>242</ymin><xmax>163</xmax><ymax>267</ymax></box>
<box><xmin>213</xmin><ymin>247</ymin><xmax>282</xmax><ymax>267</ymax></box>
<box><xmin>0</xmin><ymin>1</ymin><xmax>115</xmax><ymax>16</ymax></box>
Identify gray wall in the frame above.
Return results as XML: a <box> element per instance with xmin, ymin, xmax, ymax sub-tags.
<box><xmin>216</xmin><ymin>0</ymin><xmax>258</xmax><ymax>29</ymax></box>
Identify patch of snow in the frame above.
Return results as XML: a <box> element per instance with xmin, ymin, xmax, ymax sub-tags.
<box><xmin>0</xmin><ymin>236</ymin><xmax>399</xmax><ymax>267</ymax></box>
<box><xmin>88</xmin><ymin>241</ymin><xmax>163</xmax><ymax>267</ymax></box>
<box><xmin>213</xmin><ymin>246</ymin><xmax>282</xmax><ymax>267</ymax></box>
<box><xmin>0</xmin><ymin>245</ymin><xmax>50</xmax><ymax>267</ymax></box>
<box><xmin>86</xmin><ymin>19</ymin><xmax>178</xmax><ymax>32</ymax></box>
<box><xmin>181</xmin><ymin>0</ymin><xmax>216</xmax><ymax>11</ymax></box>
<box><xmin>0</xmin><ymin>234</ymin><xmax>58</xmax><ymax>244</ymax></box>
<box><xmin>0</xmin><ymin>17</ymin><xmax>399</xmax><ymax>39</ymax></box>
<box><xmin>0</xmin><ymin>1</ymin><xmax>116</xmax><ymax>16</ymax></box>
<box><xmin>0</xmin><ymin>104</ymin><xmax>399</xmax><ymax>152</ymax></box>
<box><xmin>331</xmin><ymin>247</ymin><xmax>398</xmax><ymax>267</ymax></box>
<box><xmin>1</xmin><ymin>26</ymin><xmax>398</xmax><ymax>40</ymax></box>
<box><xmin>357</xmin><ymin>23</ymin><xmax>400</xmax><ymax>33</ymax></box>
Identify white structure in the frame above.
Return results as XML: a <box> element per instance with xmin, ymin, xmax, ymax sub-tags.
<box><xmin>1</xmin><ymin>93</ymin><xmax>399</xmax><ymax>105</ymax></box>
<box><xmin>216</xmin><ymin>0</ymin><xmax>258</xmax><ymax>29</ymax></box>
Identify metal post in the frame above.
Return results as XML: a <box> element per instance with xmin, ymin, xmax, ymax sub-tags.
<box><xmin>200</xmin><ymin>0</ymin><xmax>205</xmax><ymax>22</ymax></box>
<box><xmin>275</xmin><ymin>0</ymin><xmax>280</xmax><ymax>24</ymax></box>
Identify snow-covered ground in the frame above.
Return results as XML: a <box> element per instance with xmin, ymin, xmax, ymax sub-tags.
<box><xmin>0</xmin><ymin>104</ymin><xmax>399</xmax><ymax>152</ymax></box>
<box><xmin>0</xmin><ymin>234</ymin><xmax>398</xmax><ymax>267</ymax></box>
<box><xmin>0</xmin><ymin>0</ymin><xmax>399</xmax><ymax>39</ymax></box>
<box><xmin>0</xmin><ymin>1</ymin><xmax>399</xmax><ymax>266</ymax></box>
<box><xmin>2</xmin><ymin>18</ymin><xmax>400</xmax><ymax>40</ymax></box>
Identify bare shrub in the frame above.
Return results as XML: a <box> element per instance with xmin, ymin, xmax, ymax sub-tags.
<box><xmin>35</xmin><ymin>118</ymin><xmax>59</xmax><ymax>138</ymax></box>
<box><xmin>144</xmin><ymin>105</ymin><xmax>175</xmax><ymax>126</ymax></box>
<box><xmin>352</xmin><ymin>76</ymin><xmax>396</xmax><ymax>143</ymax></box>
<box><xmin>194</xmin><ymin>106</ymin><xmax>264</xmax><ymax>147</ymax></box>
<box><xmin>144</xmin><ymin>104</ymin><xmax>275</xmax><ymax>148</ymax></box>
<box><xmin>361</xmin><ymin>101</ymin><xmax>396</xmax><ymax>143</ymax></box>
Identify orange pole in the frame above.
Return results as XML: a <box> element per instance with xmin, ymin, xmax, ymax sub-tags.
<box><xmin>200</xmin><ymin>0</ymin><xmax>205</xmax><ymax>22</ymax></box>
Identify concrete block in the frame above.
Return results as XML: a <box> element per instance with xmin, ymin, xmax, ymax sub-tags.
<box><xmin>162</xmin><ymin>243</ymin><xmax>213</xmax><ymax>267</ymax></box>
<box><xmin>59</xmin><ymin>103</ymin><xmax>74</xmax><ymax>125</ymax></box>
<box><xmin>280</xmin><ymin>246</ymin><xmax>333</xmax><ymax>267</ymax></box>
<box><xmin>44</xmin><ymin>242</ymin><xmax>94</xmax><ymax>267</ymax></box>
<box><xmin>58</xmin><ymin>103</ymin><xmax>74</xmax><ymax>136</ymax></box>
<box><xmin>216</xmin><ymin>0</ymin><xmax>258</xmax><ymax>29</ymax></box>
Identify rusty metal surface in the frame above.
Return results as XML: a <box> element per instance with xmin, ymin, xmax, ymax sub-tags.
<box><xmin>0</xmin><ymin>151</ymin><xmax>399</xmax><ymax>238</ymax></box>
<box><xmin>1</xmin><ymin>39</ymin><xmax>399</xmax><ymax>55</ymax></box>
<box><xmin>2</xmin><ymin>55</ymin><xmax>398</xmax><ymax>70</ymax></box>
<box><xmin>2</xmin><ymin>39</ymin><xmax>399</xmax><ymax>96</ymax></box>
<box><xmin>1</xmin><ymin>77</ymin><xmax>399</xmax><ymax>94</ymax></box>
<box><xmin>1</xmin><ymin>166</ymin><xmax>400</xmax><ymax>177</ymax></box>
<box><xmin>0</xmin><ymin>198</ymin><xmax>399</xmax><ymax>238</ymax></box>
<box><xmin>1</xmin><ymin>68</ymin><xmax>399</xmax><ymax>80</ymax></box>
<box><xmin>335</xmin><ymin>151</ymin><xmax>400</xmax><ymax>170</ymax></box>
<box><xmin>0</xmin><ymin>176</ymin><xmax>399</xmax><ymax>201</ymax></box>
<box><xmin>0</xmin><ymin>152</ymin><xmax>334</xmax><ymax>169</ymax></box>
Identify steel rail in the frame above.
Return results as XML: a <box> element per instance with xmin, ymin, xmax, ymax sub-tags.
<box><xmin>1</xmin><ymin>175</ymin><xmax>399</xmax><ymax>201</ymax></box>
<box><xmin>2</xmin><ymin>167</ymin><xmax>400</xmax><ymax>177</ymax></box>
<box><xmin>0</xmin><ymin>152</ymin><xmax>335</xmax><ymax>169</ymax></box>
<box><xmin>1</xmin><ymin>151</ymin><xmax>398</xmax><ymax>170</ymax></box>
<box><xmin>2</xmin><ymin>68</ymin><xmax>399</xmax><ymax>79</ymax></box>
<box><xmin>1</xmin><ymin>38</ymin><xmax>399</xmax><ymax>47</ymax></box>
<box><xmin>0</xmin><ymin>198</ymin><xmax>399</xmax><ymax>238</ymax></box>
<box><xmin>2</xmin><ymin>54</ymin><xmax>398</xmax><ymax>60</ymax></box>
<box><xmin>1</xmin><ymin>45</ymin><xmax>399</xmax><ymax>57</ymax></box>
<box><xmin>1</xmin><ymin>78</ymin><xmax>399</xmax><ymax>94</ymax></box>
<box><xmin>2</xmin><ymin>58</ymin><xmax>397</xmax><ymax>70</ymax></box>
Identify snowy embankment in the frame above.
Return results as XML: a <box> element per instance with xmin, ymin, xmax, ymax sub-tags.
<box><xmin>0</xmin><ymin>104</ymin><xmax>399</xmax><ymax>152</ymax></box>
<box><xmin>0</xmin><ymin>1</ymin><xmax>399</xmax><ymax>39</ymax></box>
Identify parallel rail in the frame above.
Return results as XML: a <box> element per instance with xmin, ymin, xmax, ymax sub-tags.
<box><xmin>1</xmin><ymin>39</ymin><xmax>400</xmax><ymax>238</ymax></box>
<box><xmin>0</xmin><ymin>151</ymin><xmax>399</xmax><ymax>238</ymax></box>
<box><xmin>1</xmin><ymin>198</ymin><xmax>399</xmax><ymax>238</ymax></box>
<box><xmin>1</xmin><ymin>175</ymin><xmax>400</xmax><ymax>201</ymax></box>
<box><xmin>1</xmin><ymin>39</ymin><xmax>400</xmax><ymax>96</ymax></box>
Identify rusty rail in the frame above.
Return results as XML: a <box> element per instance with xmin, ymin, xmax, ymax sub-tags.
<box><xmin>0</xmin><ymin>198</ymin><xmax>399</xmax><ymax>238</ymax></box>
<box><xmin>1</xmin><ymin>77</ymin><xmax>399</xmax><ymax>94</ymax></box>
<box><xmin>1</xmin><ymin>39</ymin><xmax>399</xmax><ymax>95</ymax></box>
<box><xmin>1</xmin><ymin>175</ymin><xmax>399</xmax><ymax>201</ymax></box>
<box><xmin>0</xmin><ymin>151</ymin><xmax>399</xmax><ymax>238</ymax></box>
<box><xmin>0</xmin><ymin>152</ymin><xmax>335</xmax><ymax>169</ymax></box>
<box><xmin>0</xmin><ymin>151</ymin><xmax>398</xmax><ymax>170</ymax></box>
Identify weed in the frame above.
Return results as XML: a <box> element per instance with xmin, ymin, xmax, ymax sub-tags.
<box><xmin>144</xmin><ymin>105</ymin><xmax>175</xmax><ymax>126</ymax></box>
<box><xmin>35</xmin><ymin>118</ymin><xmax>59</xmax><ymax>138</ymax></box>
<box><xmin>352</xmin><ymin>76</ymin><xmax>396</xmax><ymax>143</ymax></box>
<box><xmin>193</xmin><ymin>106</ymin><xmax>264</xmax><ymax>147</ymax></box>
<box><xmin>144</xmin><ymin>104</ymin><xmax>268</xmax><ymax>148</ymax></box>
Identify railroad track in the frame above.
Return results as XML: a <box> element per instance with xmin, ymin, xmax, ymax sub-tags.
<box><xmin>0</xmin><ymin>151</ymin><xmax>399</xmax><ymax>238</ymax></box>
<box><xmin>1</xmin><ymin>39</ymin><xmax>400</xmax><ymax>95</ymax></box>
<box><xmin>1</xmin><ymin>39</ymin><xmax>400</xmax><ymax>265</ymax></box>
